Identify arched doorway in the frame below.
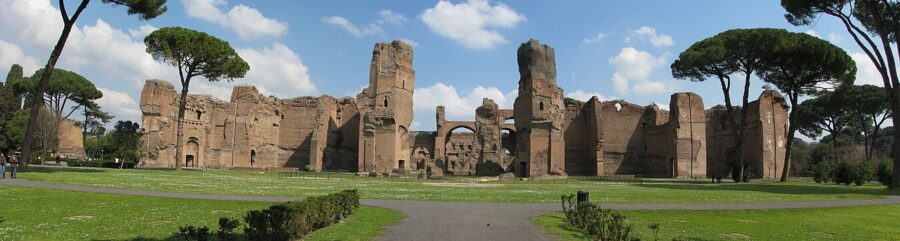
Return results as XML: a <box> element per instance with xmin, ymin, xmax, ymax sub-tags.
<box><xmin>250</xmin><ymin>150</ymin><xmax>257</xmax><ymax>167</ymax></box>
<box><xmin>186</xmin><ymin>139</ymin><xmax>199</xmax><ymax>168</ymax></box>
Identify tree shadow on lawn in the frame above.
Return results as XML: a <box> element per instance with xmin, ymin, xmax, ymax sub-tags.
<box><xmin>639</xmin><ymin>181</ymin><xmax>900</xmax><ymax>197</ymax></box>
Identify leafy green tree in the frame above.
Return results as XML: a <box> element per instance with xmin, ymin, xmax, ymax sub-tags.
<box><xmin>144</xmin><ymin>27</ymin><xmax>250</xmax><ymax>171</ymax></box>
<box><xmin>19</xmin><ymin>0</ymin><xmax>168</xmax><ymax>167</ymax></box>
<box><xmin>81</xmin><ymin>100</ymin><xmax>113</xmax><ymax>146</ymax></box>
<box><xmin>782</xmin><ymin>0</ymin><xmax>900</xmax><ymax>188</ymax></box>
<box><xmin>108</xmin><ymin>120</ymin><xmax>140</xmax><ymax>168</ymax></box>
<box><xmin>16</xmin><ymin>68</ymin><xmax>103</xmax><ymax>121</ymax></box>
<box><xmin>757</xmin><ymin>32</ymin><xmax>856</xmax><ymax>182</ymax></box>
<box><xmin>797</xmin><ymin>90</ymin><xmax>854</xmax><ymax>148</ymax></box>
<box><xmin>0</xmin><ymin>64</ymin><xmax>24</xmax><ymax>155</ymax></box>
<box><xmin>842</xmin><ymin>84</ymin><xmax>891</xmax><ymax>160</ymax></box>
<box><xmin>672</xmin><ymin>28</ymin><xmax>792</xmax><ymax>181</ymax></box>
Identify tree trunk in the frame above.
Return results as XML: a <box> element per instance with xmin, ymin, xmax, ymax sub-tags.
<box><xmin>20</xmin><ymin>24</ymin><xmax>75</xmax><ymax>168</ymax></box>
<box><xmin>174</xmin><ymin>81</ymin><xmax>191</xmax><ymax>171</ymax></box>
<box><xmin>889</xmin><ymin>96</ymin><xmax>900</xmax><ymax>189</ymax></box>
<box><xmin>781</xmin><ymin>97</ymin><xmax>799</xmax><ymax>182</ymax></box>
<box><xmin>19</xmin><ymin>0</ymin><xmax>90</xmax><ymax>168</ymax></box>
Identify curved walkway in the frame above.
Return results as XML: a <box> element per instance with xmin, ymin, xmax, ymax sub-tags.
<box><xmin>3</xmin><ymin>179</ymin><xmax>899</xmax><ymax>241</ymax></box>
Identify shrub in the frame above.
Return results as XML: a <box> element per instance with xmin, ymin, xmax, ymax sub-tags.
<box><xmin>876</xmin><ymin>160</ymin><xmax>894</xmax><ymax>186</ymax></box>
<box><xmin>561</xmin><ymin>194</ymin><xmax>638</xmax><ymax>241</ymax></box>
<box><xmin>813</xmin><ymin>160</ymin><xmax>835</xmax><ymax>183</ymax></box>
<box><xmin>178</xmin><ymin>225</ymin><xmax>210</xmax><ymax>241</ymax></box>
<box><xmin>217</xmin><ymin>217</ymin><xmax>240</xmax><ymax>241</ymax></box>
<box><xmin>833</xmin><ymin>161</ymin><xmax>852</xmax><ymax>185</ymax></box>
<box><xmin>849</xmin><ymin>162</ymin><xmax>875</xmax><ymax>186</ymax></box>
<box><xmin>244</xmin><ymin>189</ymin><xmax>359</xmax><ymax>241</ymax></box>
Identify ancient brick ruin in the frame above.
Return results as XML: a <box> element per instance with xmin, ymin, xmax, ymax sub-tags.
<box><xmin>139</xmin><ymin>39</ymin><xmax>788</xmax><ymax>179</ymax></box>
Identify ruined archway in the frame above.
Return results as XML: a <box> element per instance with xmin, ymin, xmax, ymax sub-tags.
<box><xmin>186</xmin><ymin>138</ymin><xmax>199</xmax><ymax>168</ymax></box>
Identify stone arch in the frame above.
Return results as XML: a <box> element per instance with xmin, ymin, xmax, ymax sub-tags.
<box><xmin>185</xmin><ymin>138</ymin><xmax>200</xmax><ymax>168</ymax></box>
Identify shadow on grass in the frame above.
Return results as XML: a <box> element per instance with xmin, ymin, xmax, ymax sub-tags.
<box><xmin>92</xmin><ymin>233</ymin><xmax>249</xmax><ymax>241</ymax></box>
<box><xmin>21</xmin><ymin>166</ymin><xmax>107</xmax><ymax>173</ymax></box>
<box><xmin>639</xmin><ymin>182</ymin><xmax>900</xmax><ymax>197</ymax></box>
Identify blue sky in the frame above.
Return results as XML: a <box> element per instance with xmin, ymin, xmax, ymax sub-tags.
<box><xmin>0</xmin><ymin>0</ymin><xmax>884</xmax><ymax>137</ymax></box>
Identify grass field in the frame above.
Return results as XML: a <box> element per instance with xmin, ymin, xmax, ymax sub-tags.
<box><xmin>534</xmin><ymin>205</ymin><xmax>900</xmax><ymax>241</ymax></box>
<box><xmin>17</xmin><ymin>166</ymin><xmax>900</xmax><ymax>203</ymax></box>
<box><xmin>0</xmin><ymin>186</ymin><xmax>402</xmax><ymax>241</ymax></box>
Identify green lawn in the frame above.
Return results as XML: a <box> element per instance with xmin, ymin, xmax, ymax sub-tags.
<box><xmin>534</xmin><ymin>205</ymin><xmax>900</xmax><ymax>241</ymax></box>
<box><xmin>0</xmin><ymin>186</ymin><xmax>402</xmax><ymax>241</ymax></box>
<box><xmin>16</xmin><ymin>166</ymin><xmax>900</xmax><ymax>203</ymax></box>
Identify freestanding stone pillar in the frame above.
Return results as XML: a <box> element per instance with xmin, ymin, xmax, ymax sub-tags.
<box><xmin>513</xmin><ymin>39</ymin><xmax>566</xmax><ymax>177</ymax></box>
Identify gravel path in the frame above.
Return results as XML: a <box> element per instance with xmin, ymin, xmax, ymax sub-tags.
<box><xmin>4</xmin><ymin>178</ymin><xmax>899</xmax><ymax>241</ymax></box>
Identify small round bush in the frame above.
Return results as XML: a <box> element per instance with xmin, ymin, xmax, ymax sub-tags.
<box><xmin>849</xmin><ymin>162</ymin><xmax>875</xmax><ymax>186</ymax></box>
<box><xmin>833</xmin><ymin>161</ymin><xmax>852</xmax><ymax>185</ymax></box>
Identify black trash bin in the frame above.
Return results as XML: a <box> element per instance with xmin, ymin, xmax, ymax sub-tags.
<box><xmin>576</xmin><ymin>191</ymin><xmax>589</xmax><ymax>204</ymax></box>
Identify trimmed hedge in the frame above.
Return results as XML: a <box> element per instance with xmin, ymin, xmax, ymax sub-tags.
<box><xmin>245</xmin><ymin>189</ymin><xmax>359</xmax><ymax>241</ymax></box>
<box><xmin>561</xmin><ymin>194</ymin><xmax>637</xmax><ymax>241</ymax></box>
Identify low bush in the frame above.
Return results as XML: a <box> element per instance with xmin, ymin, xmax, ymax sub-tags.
<box><xmin>561</xmin><ymin>194</ymin><xmax>638</xmax><ymax>241</ymax></box>
<box><xmin>876</xmin><ymin>160</ymin><xmax>894</xmax><ymax>186</ymax></box>
<box><xmin>833</xmin><ymin>161</ymin><xmax>852</xmax><ymax>185</ymax></box>
<box><xmin>217</xmin><ymin>217</ymin><xmax>240</xmax><ymax>241</ymax></box>
<box><xmin>813</xmin><ymin>161</ymin><xmax>835</xmax><ymax>183</ymax></box>
<box><xmin>178</xmin><ymin>225</ymin><xmax>210</xmax><ymax>241</ymax></box>
<box><xmin>244</xmin><ymin>189</ymin><xmax>359</xmax><ymax>241</ymax></box>
<box><xmin>849</xmin><ymin>162</ymin><xmax>875</xmax><ymax>186</ymax></box>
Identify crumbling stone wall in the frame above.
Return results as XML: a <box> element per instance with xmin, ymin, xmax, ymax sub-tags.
<box><xmin>137</xmin><ymin>38</ymin><xmax>786</xmax><ymax>179</ymax></box>
<box><xmin>55</xmin><ymin>119</ymin><xmax>85</xmax><ymax>159</ymax></box>
<box><xmin>705</xmin><ymin>90</ymin><xmax>788</xmax><ymax>179</ymax></box>
<box><xmin>514</xmin><ymin>39</ymin><xmax>566</xmax><ymax>177</ymax></box>
<box><xmin>358</xmin><ymin>40</ymin><xmax>415</xmax><ymax>174</ymax></box>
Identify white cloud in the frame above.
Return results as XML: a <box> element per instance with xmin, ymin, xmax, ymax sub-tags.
<box><xmin>827</xmin><ymin>32</ymin><xmax>844</xmax><ymax>44</ymax></box>
<box><xmin>97</xmin><ymin>88</ymin><xmax>141</xmax><ymax>122</ymax></box>
<box><xmin>653</xmin><ymin>102</ymin><xmax>670</xmax><ymax>111</ymax></box>
<box><xmin>632</xmin><ymin>81</ymin><xmax>668</xmax><ymax>94</ymax></box>
<box><xmin>322</xmin><ymin>16</ymin><xmax>383</xmax><ymax>37</ymax></box>
<box><xmin>128</xmin><ymin>24</ymin><xmax>158</xmax><ymax>38</ymax></box>
<box><xmin>633</xmin><ymin>26</ymin><xmax>673</xmax><ymax>47</ymax></box>
<box><xmin>377</xmin><ymin>9</ymin><xmax>407</xmax><ymax>25</ymax></box>
<box><xmin>237</xmin><ymin>42</ymin><xmax>317</xmax><ymax>98</ymax></box>
<box><xmin>583</xmin><ymin>33</ymin><xmax>607</xmax><ymax>44</ymax></box>
<box><xmin>566</xmin><ymin>90</ymin><xmax>609</xmax><ymax>102</ymax></box>
<box><xmin>609</xmin><ymin>47</ymin><xmax>671</xmax><ymax>95</ymax></box>
<box><xmin>323</xmin><ymin>9</ymin><xmax>408</xmax><ymax>37</ymax></box>
<box><xmin>421</xmin><ymin>0</ymin><xmax>526</xmax><ymax>49</ymax></box>
<box><xmin>181</xmin><ymin>0</ymin><xmax>287</xmax><ymax>40</ymax></box>
<box><xmin>413</xmin><ymin>83</ymin><xmax>516</xmax><ymax>129</ymax></box>
<box><xmin>0</xmin><ymin>38</ymin><xmax>39</xmax><ymax>75</ymax></box>
<box><xmin>850</xmin><ymin>51</ymin><xmax>900</xmax><ymax>87</ymax></box>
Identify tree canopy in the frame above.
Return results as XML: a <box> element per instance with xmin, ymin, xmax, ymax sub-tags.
<box><xmin>144</xmin><ymin>27</ymin><xmax>250</xmax><ymax>86</ymax></box>
<box><xmin>15</xmin><ymin>68</ymin><xmax>103</xmax><ymax>120</ymax></box>
<box><xmin>797</xmin><ymin>91</ymin><xmax>854</xmax><ymax>147</ymax></box>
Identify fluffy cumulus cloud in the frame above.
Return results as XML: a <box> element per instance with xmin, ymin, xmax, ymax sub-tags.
<box><xmin>609</xmin><ymin>47</ymin><xmax>672</xmax><ymax>95</ymax></box>
<box><xmin>323</xmin><ymin>9</ymin><xmax>408</xmax><ymax>37</ymax></box>
<box><xmin>565</xmin><ymin>90</ymin><xmax>609</xmax><ymax>102</ymax></box>
<box><xmin>128</xmin><ymin>24</ymin><xmax>158</xmax><ymax>38</ymax></box>
<box><xmin>181</xmin><ymin>0</ymin><xmax>287</xmax><ymax>40</ymax></box>
<box><xmin>0</xmin><ymin>38</ymin><xmax>39</xmax><ymax>74</ymax></box>
<box><xmin>237</xmin><ymin>42</ymin><xmax>318</xmax><ymax>98</ymax></box>
<box><xmin>97</xmin><ymin>88</ymin><xmax>141</xmax><ymax>122</ymax></box>
<box><xmin>413</xmin><ymin>83</ymin><xmax>516</xmax><ymax>129</ymax></box>
<box><xmin>633</xmin><ymin>26</ymin><xmax>673</xmax><ymax>47</ymax></box>
<box><xmin>421</xmin><ymin>0</ymin><xmax>526</xmax><ymax>49</ymax></box>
